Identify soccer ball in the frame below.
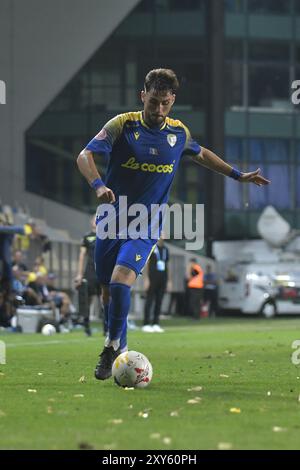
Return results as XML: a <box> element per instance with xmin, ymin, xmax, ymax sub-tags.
<box><xmin>112</xmin><ymin>350</ymin><xmax>153</xmax><ymax>388</ymax></box>
<box><xmin>41</xmin><ymin>324</ymin><xmax>56</xmax><ymax>336</ymax></box>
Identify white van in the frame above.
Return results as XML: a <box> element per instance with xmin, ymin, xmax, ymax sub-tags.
<box><xmin>217</xmin><ymin>261</ymin><xmax>300</xmax><ymax>318</ymax></box>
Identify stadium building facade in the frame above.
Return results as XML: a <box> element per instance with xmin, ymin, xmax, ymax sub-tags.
<box><xmin>2</xmin><ymin>0</ymin><xmax>300</xmax><ymax>246</ymax></box>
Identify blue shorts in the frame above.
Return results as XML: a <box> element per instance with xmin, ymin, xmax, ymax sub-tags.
<box><xmin>95</xmin><ymin>237</ymin><xmax>156</xmax><ymax>285</ymax></box>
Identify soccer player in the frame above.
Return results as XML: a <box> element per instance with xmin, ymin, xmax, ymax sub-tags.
<box><xmin>77</xmin><ymin>68</ymin><xmax>270</xmax><ymax>380</ymax></box>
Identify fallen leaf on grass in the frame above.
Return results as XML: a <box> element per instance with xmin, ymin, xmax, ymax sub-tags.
<box><xmin>73</xmin><ymin>394</ymin><xmax>84</xmax><ymax>398</ymax></box>
<box><xmin>162</xmin><ymin>437</ymin><xmax>172</xmax><ymax>445</ymax></box>
<box><xmin>218</xmin><ymin>442</ymin><xmax>233</xmax><ymax>450</ymax></box>
<box><xmin>220</xmin><ymin>374</ymin><xmax>229</xmax><ymax>378</ymax></box>
<box><xmin>27</xmin><ymin>389</ymin><xmax>37</xmax><ymax>393</ymax></box>
<box><xmin>187</xmin><ymin>386</ymin><xmax>203</xmax><ymax>392</ymax></box>
<box><xmin>272</xmin><ymin>426</ymin><xmax>287</xmax><ymax>433</ymax></box>
<box><xmin>79</xmin><ymin>376</ymin><xmax>86</xmax><ymax>383</ymax></box>
<box><xmin>230</xmin><ymin>408</ymin><xmax>241</xmax><ymax>414</ymax></box>
<box><xmin>138</xmin><ymin>412</ymin><xmax>149</xmax><ymax>418</ymax></box>
<box><xmin>108</xmin><ymin>419</ymin><xmax>123</xmax><ymax>425</ymax></box>
<box><xmin>170</xmin><ymin>410</ymin><xmax>179</xmax><ymax>417</ymax></box>
<box><xmin>47</xmin><ymin>407</ymin><xmax>53</xmax><ymax>414</ymax></box>
<box><xmin>150</xmin><ymin>433</ymin><xmax>161</xmax><ymax>440</ymax></box>
<box><xmin>37</xmin><ymin>373</ymin><xmax>43</xmax><ymax>376</ymax></box>
<box><xmin>187</xmin><ymin>397</ymin><xmax>202</xmax><ymax>404</ymax></box>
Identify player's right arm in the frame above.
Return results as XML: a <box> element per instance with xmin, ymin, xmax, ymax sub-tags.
<box><xmin>77</xmin><ymin>149</ymin><xmax>115</xmax><ymax>203</ymax></box>
<box><xmin>77</xmin><ymin>114</ymin><xmax>126</xmax><ymax>203</ymax></box>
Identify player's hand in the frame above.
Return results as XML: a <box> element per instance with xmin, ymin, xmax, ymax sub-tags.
<box><xmin>239</xmin><ymin>168</ymin><xmax>270</xmax><ymax>186</ymax></box>
<box><xmin>95</xmin><ymin>185</ymin><xmax>116</xmax><ymax>203</ymax></box>
<box><xmin>74</xmin><ymin>274</ymin><xmax>83</xmax><ymax>287</ymax></box>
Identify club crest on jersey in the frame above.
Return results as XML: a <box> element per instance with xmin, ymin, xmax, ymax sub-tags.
<box><xmin>167</xmin><ymin>134</ymin><xmax>177</xmax><ymax>147</ymax></box>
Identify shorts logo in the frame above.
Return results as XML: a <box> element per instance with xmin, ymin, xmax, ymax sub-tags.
<box><xmin>135</xmin><ymin>254</ymin><xmax>142</xmax><ymax>261</ymax></box>
<box><xmin>167</xmin><ymin>134</ymin><xmax>177</xmax><ymax>147</ymax></box>
<box><xmin>95</xmin><ymin>128</ymin><xmax>107</xmax><ymax>140</ymax></box>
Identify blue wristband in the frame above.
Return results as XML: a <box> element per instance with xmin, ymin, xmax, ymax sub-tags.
<box><xmin>230</xmin><ymin>168</ymin><xmax>242</xmax><ymax>180</ymax></box>
<box><xmin>90</xmin><ymin>178</ymin><xmax>104</xmax><ymax>190</ymax></box>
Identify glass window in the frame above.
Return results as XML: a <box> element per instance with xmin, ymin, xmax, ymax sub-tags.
<box><xmin>225</xmin><ymin>40</ymin><xmax>244</xmax><ymax>108</ymax></box>
<box><xmin>168</xmin><ymin>0</ymin><xmax>204</xmax><ymax>10</ymax></box>
<box><xmin>249</xmin><ymin>65</ymin><xmax>289</xmax><ymax>108</ymax></box>
<box><xmin>248</xmin><ymin>0</ymin><xmax>291</xmax><ymax>15</ymax></box>
<box><xmin>296</xmin><ymin>143</ymin><xmax>300</xmax><ymax>207</ymax></box>
<box><xmin>225</xmin><ymin>62</ymin><xmax>243</xmax><ymax>107</ymax></box>
<box><xmin>226</xmin><ymin>41</ymin><xmax>243</xmax><ymax>60</ymax></box>
<box><xmin>248</xmin><ymin>139</ymin><xmax>291</xmax><ymax>209</ymax></box>
<box><xmin>224</xmin><ymin>0</ymin><xmax>245</xmax><ymax>13</ymax></box>
<box><xmin>249</xmin><ymin>42</ymin><xmax>289</xmax><ymax>63</ymax></box>
<box><xmin>295</xmin><ymin>0</ymin><xmax>300</xmax><ymax>14</ymax></box>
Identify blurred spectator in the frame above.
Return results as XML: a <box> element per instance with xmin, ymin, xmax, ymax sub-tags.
<box><xmin>47</xmin><ymin>273</ymin><xmax>74</xmax><ymax>329</ymax></box>
<box><xmin>75</xmin><ymin>216</ymin><xmax>101</xmax><ymax>336</ymax></box>
<box><xmin>12</xmin><ymin>265</ymin><xmax>40</xmax><ymax>305</ymax></box>
<box><xmin>203</xmin><ymin>264</ymin><xmax>218</xmax><ymax>317</ymax></box>
<box><xmin>142</xmin><ymin>236</ymin><xmax>170</xmax><ymax>333</ymax></box>
<box><xmin>33</xmin><ymin>255</ymin><xmax>48</xmax><ymax>276</ymax></box>
<box><xmin>0</xmin><ymin>213</ymin><xmax>32</xmax><ymax>291</ymax></box>
<box><xmin>14</xmin><ymin>221</ymin><xmax>51</xmax><ymax>269</ymax></box>
<box><xmin>12</xmin><ymin>250</ymin><xmax>28</xmax><ymax>272</ymax></box>
<box><xmin>186</xmin><ymin>258</ymin><xmax>204</xmax><ymax>319</ymax></box>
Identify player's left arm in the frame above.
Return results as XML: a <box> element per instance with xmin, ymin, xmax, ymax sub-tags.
<box><xmin>191</xmin><ymin>147</ymin><xmax>270</xmax><ymax>186</ymax></box>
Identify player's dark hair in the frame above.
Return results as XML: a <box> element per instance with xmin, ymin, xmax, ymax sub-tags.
<box><xmin>144</xmin><ymin>68</ymin><xmax>179</xmax><ymax>94</ymax></box>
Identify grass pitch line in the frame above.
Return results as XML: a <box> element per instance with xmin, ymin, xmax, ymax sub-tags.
<box><xmin>5</xmin><ymin>337</ymin><xmax>96</xmax><ymax>348</ymax></box>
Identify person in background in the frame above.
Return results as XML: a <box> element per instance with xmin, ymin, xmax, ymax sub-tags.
<box><xmin>12</xmin><ymin>250</ymin><xmax>28</xmax><ymax>272</ymax></box>
<box><xmin>203</xmin><ymin>264</ymin><xmax>218</xmax><ymax>317</ymax></box>
<box><xmin>186</xmin><ymin>258</ymin><xmax>204</xmax><ymax>319</ymax></box>
<box><xmin>142</xmin><ymin>235</ymin><xmax>171</xmax><ymax>333</ymax></box>
<box><xmin>75</xmin><ymin>216</ymin><xmax>102</xmax><ymax>336</ymax></box>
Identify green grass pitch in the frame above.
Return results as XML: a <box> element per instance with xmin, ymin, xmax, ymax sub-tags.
<box><xmin>0</xmin><ymin>317</ymin><xmax>300</xmax><ymax>450</ymax></box>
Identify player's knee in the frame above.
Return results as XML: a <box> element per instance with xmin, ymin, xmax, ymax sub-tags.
<box><xmin>111</xmin><ymin>265</ymin><xmax>136</xmax><ymax>286</ymax></box>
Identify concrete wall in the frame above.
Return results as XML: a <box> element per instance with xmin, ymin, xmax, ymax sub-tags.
<box><xmin>0</xmin><ymin>0</ymin><xmax>139</xmax><ymax>237</ymax></box>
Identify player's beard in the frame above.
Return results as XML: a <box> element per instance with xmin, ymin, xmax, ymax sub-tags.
<box><xmin>149</xmin><ymin>113</ymin><xmax>164</xmax><ymax>127</ymax></box>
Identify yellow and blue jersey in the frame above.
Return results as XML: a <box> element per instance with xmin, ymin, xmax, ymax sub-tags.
<box><xmin>86</xmin><ymin>111</ymin><xmax>201</xmax><ymax>282</ymax></box>
<box><xmin>85</xmin><ymin>110</ymin><xmax>201</xmax><ymax>212</ymax></box>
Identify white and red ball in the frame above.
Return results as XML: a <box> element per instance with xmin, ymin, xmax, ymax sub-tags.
<box><xmin>112</xmin><ymin>350</ymin><xmax>153</xmax><ymax>388</ymax></box>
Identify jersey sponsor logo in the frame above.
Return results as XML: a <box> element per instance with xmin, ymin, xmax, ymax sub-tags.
<box><xmin>95</xmin><ymin>128</ymin><xmax>107</xmax><ymax>140</ymax></box>
<box><xmin>134</xmin><ymin>132</ymin><xmax>140</xmax><ymax>140</ymax></box>
<box><xmin>121</xmin><ymin>157</ymin><xmax>174</xmax><ymax>174</ymax></box>
<box><xmin>135</xmin><ymin>254</ymin><xmax>142</xmax><ymax>261</ymax></box>
<box><xmin>167</xmin><ymin>134</ymin><xmax>177</xmax><ymax>147</ymax></box>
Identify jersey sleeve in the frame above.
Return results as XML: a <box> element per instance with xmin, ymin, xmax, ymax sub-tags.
<box><xmin>85</xmin><ymin>114</ymin><xmax>126</xmax><ymax>154</ymax></box>
<box><xmin>182</xmin><ymin>124</ymin><xmax>201</xmax><ymax>157</ymax></box>
<box><xmin>81</xmin><ymin>235</ymin><xmax>88</xmax><ymax>249</ymax></box>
